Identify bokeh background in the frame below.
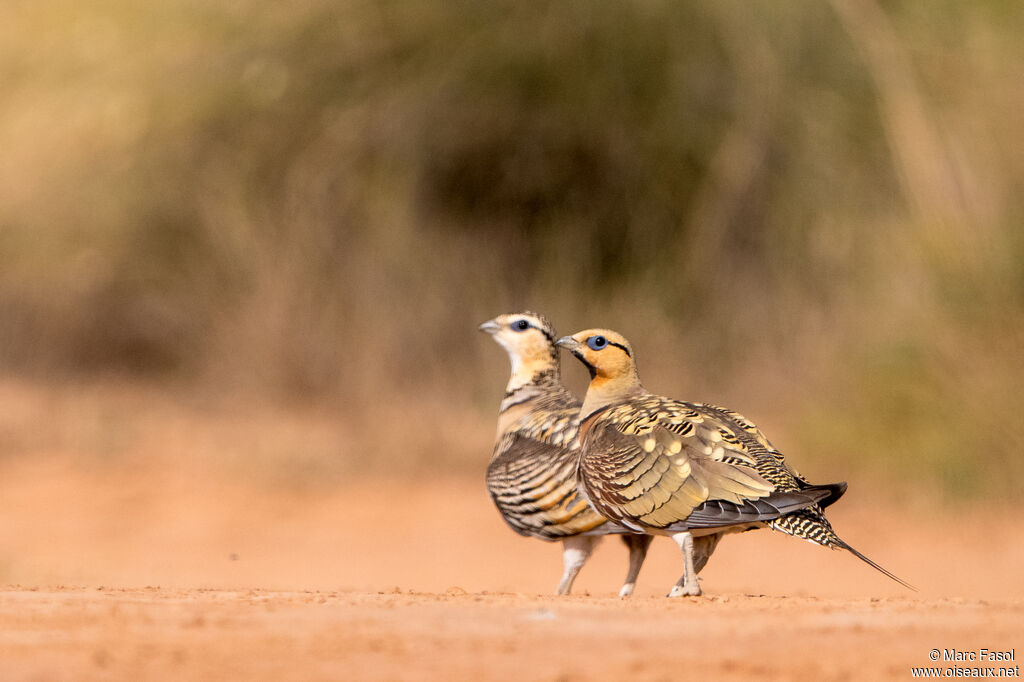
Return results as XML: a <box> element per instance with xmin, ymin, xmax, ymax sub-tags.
<box><xmin>1</xmin><ymin>0</ymin><xmax>1022</xmax><ymax>592</ymax></box>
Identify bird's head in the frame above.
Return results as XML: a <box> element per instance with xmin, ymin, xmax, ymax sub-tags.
<box><xmin>555</xmin><ymin>329</ymin><xmax>636</xmax><ymax>380</ymax></box>
<box><xmin>479</xmin><ymin>311</ymin><xmax>560</xmax><ymax>381</ymax></box>
<box><xmin>557</xmin><ymin>328</ymin><xmax>644</xmax><ymax>412</ymax></box>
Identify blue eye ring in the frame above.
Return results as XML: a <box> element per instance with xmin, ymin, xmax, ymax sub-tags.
<box><xmin>586</xmin><ymin>335</ymin><xmax>607</xmax><ymax>350</ymax></box>
<box><xmin>512</xmin><ymin>319</ymin><xmax>530</xmax><ymax>332</ymax></box>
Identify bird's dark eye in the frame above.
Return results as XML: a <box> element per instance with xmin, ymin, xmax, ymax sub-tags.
<box><xmin>512</xmin><ymin>319</ymin><xmax>530</xmax><ymax>332</ymax></box>
<box><xmin>587</xmin><ymin>335</ymin><xmax>607</xmax><ymax>350</ymax></box>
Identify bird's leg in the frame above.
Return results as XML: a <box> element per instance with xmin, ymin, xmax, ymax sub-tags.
<box><xmin>556</xmin><ymin>535</ymin><xmax>598</xmax><ymax>595</ymax></box>
<box><xmin>668</xmin><ymin>531</ymin><xmax>702</xmax><ymax>597</ymax></box>
<box><xmin>618</xmin><ymin>534</ymin><xmax>654</xmax><ymax>598</ymax></box>
<box><xmin>692</xmin><ymin>533</ymin><xmax>722</xmax><ymax>574</ymax></box>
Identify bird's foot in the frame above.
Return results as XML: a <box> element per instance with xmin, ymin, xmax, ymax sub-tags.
<box><xmin>667</xmin><ymin>583</ymin><xmax>702</xmax><ymax>598</ymax></box>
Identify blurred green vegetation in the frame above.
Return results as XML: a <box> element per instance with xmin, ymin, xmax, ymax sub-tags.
<box><xmin>0</xmin><ymin>0</ymin><xmax>1021</xmax><ymax>499</ymax></box>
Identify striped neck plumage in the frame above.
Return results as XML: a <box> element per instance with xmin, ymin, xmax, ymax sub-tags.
<box><xmin>501</xmin><ymin>365</ymin><xmax>561</xmax><ymax>410</ymax></box>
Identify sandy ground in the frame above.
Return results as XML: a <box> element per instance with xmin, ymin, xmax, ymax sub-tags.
<box><xmin>2</xmin><ymin>588</ymin><xmax>1019</xmax><ymax>682</ymax></box>
<box><xmin>0</xmin><ymin>459</ymin><xmax>1021</xmax><ymax>681</ymax></box>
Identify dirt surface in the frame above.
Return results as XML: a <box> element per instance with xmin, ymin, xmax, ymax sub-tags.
<box><xmin>1</xmin><ymin>464</ymin><xmax>1021</xmax><ymax>681</ymax></box>
<box><xmin>3</xmin><ymin>588</ymin><xmax>1019</xmax><ymax>682</ymax></box>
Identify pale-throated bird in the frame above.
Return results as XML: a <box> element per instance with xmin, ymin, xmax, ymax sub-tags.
<box><xmin>480</xmin><ymin>312</ymin><xmax>653</xmax><ymax>596</ymax></box>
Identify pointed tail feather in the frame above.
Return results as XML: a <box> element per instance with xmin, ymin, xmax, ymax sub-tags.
<box><xmin>836</xmin><ymin>540</ymin><xmax>917</xmax><ymax>591</ymax></box>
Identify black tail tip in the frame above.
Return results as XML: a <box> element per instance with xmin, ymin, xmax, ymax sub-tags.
<box><xmin>838</xmin><ymin>541</ymin><xmax>917</xmax><ymax>592</ymax></box>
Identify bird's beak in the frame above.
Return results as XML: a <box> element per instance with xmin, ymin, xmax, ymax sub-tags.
<box><xmin>555</xmin><ymin>335</ymin><xmax>580</xmax><ymax>351</ymax></box>
<box><xmin>478</xmin><ymin>320</ymin><xmax>500</xmax><ymax>335</ymax></box>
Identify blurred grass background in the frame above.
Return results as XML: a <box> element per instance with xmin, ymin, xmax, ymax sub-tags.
<box><xmin>0</xmin><ymin>0</ymin><xmax>1021</xmax><ymax>501</ymax></box>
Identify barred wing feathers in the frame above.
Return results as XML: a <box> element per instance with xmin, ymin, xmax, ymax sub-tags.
<box><xmin>487</xmin><ymin>432</ymin><xmax>608</xmax><ymax>540</ymax></box>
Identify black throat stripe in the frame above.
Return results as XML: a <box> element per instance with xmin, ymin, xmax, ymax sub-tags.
<box><xmin>571</xmin><ymin>350</ymin><xmax>598</xmax><ymax>380</ymax></box>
